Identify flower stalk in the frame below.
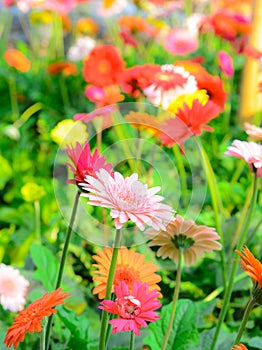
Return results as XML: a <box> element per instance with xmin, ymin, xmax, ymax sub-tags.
<box><xmin>210</xmin><ymin>174</ymin><xmax>258</xmax><ymax>350</ymax></box>
<box><xmin>234</xmin><ymin>297</ymin><xmax>256</xmax><ymax>345</ymax></box>
<box><xmin>129</xmin><ymin>331</ymin><xmax>135</xmax><ymax>350</ymax></box>
<box><xmin>45</xmin><ymin>189</ymin><xmax>81</xmax><ymax>350</ymax></box>
<box><xmin>161</xmin><ymin>248</ymin><xmax>183</xmax><ymax>350</ymax></box>
<box><xmin>99</xmin><ymin>228</ymin><xmax>122</xmax><ymax>350</ymax></box>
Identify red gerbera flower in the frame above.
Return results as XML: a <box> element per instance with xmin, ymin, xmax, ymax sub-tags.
<box><xmin>65</xmin><ymin>142</ymin><xmax>113</xmax><ymax>186</ymax></box>
<box><xmin>4</xmin><ymin>288</ymin><xmax>70</xmax><ymax>349</ymax></box>
<box><xmin>159</xmin><ymin>99</ymin><xmax>221</xmax><ymax>148</ymax></box>
<box><xmin>83</xmin><ymin>45</ymin><xmax>125</xmax><ymax>87</ymax></box>
<box><xmin>99</xmin><ymin>281</ymin><xmax>160</xmax><ymax>335</ymax></box>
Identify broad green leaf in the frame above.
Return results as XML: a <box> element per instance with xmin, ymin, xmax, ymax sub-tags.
<box><xmin>30</xmin><ymin>244</ymin><xmax>59</xmax><ymax>291</ymax></box>
<box><xmin>144</xmin><ymin>299</ymin><xmax>200</xmax><ymax>350</ymax></box>
<box><xmin>196</xmin><ymin>299</ymin><xmax>218</xmax><ymax>329</ymax></box>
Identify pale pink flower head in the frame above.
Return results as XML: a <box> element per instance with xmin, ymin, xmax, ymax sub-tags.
<box><xmin>99</xmin><ymin>281</ymin><xmax>161</xmax><ymax>335</ymax></box>
<box><xmin>0</xmin><ymin>264</ymin><xmax>29</xmax><ymax>312</ymax></box>
<box><xmin>218</xmin><ymin>50</ymin><xmax>234</xmax><ymax>77</ymax></box>
<box><xmin>147</xmin><ymin>215</ymin><xmax>222</xmax><ymax>266</ymax></box>
<box><xmin>97</xmin><ymin>0</ymin><xmax>128</xmax><ymax>17</ymax></box>
<box><xmin>65</xmin><ymin>142</ymin><xmax>113</xmax><ymax>187</ymax></box>
<box><xmin>143</xmin><ymin>64</ymin><xmax>198</xmax><ymax>109</ymax></box>
<box><xmin>164</xmin><ymin>28</ymin><xmax>198</xmax><ymax>56</ymax></box>
<box><xmin>225</xmin><ymin>140</ymin><xmax>262</xmax><ymax>178</ymax></box>
<box><xmin>80</xmin><ymin>169</ymin><xmax>175</xmax><ymax>231</ymax></box>
<box><xmin>244</xmin><ymin>123</ymin><xmax>262</xmax><ymax>142</ymax></box>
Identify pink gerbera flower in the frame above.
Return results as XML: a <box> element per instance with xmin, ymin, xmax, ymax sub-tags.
<box><xmin>65</xmin><ymin>142</ymin><xmax>113</xmax><ymax>186</ymax></box>
<box><xmin>99</xmin><ymin>281</ymin><xmax>160</xmax><ymax>336</ymax></box>
<box><xmin>143</xmin><ymin>64</ymin><xmax>197</xmax><ymax>109</ymax></box>
<box><xmin>225</xmin><ymin>140</ymin><xmax>262</xmax><ymax>178</ymax></box>
<box><xmin>80</xmin><ymin>169</ymin><xmax>175</xmax><ymax>231</ymax></box>
<box><xmin>0</xmin><ymin>264</ymin><xmax>29</xmax><ymax>312</ymax></box>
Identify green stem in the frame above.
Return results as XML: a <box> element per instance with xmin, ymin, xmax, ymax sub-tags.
<box><xmin>8</xmin><ymin>75</ymin><xmax>19</xmax><ymax>121</ymax></box>
<box><xmin>129</xmin><ymin>331</ymin><xmax>135</xmax><ymax>350</ymax></box>
<box><xmin>161</xmin><ymin>249</ymin><xmax>183</xmax><ymax>350</ymax></box>
<box><xmin>196</xmin><ymin>138</ymin><xmax>227</xmax><ymax>291</ymax></box>
<box><xmin>234</xmin><ymin>297</ymin><xmax>256</xmax><ymax>345</ymax></box>
<box><xmin>99</xmin><ymin>228</ymin><xmax>122</xmax><ymax>350</ymax></box>
<box><xmin>172</xmin><ymin>144</ymin><xmax>188</xmax><ymax>208</ymax></box>
<box><xmin>34</xmin><ymin>200</ymin><xmax>41</xmax><ymax>242</ymax></box>
<box><xmin>59</xmin><ymin>75</ymin><xmax>70</xmax><ymax>111</ymax></box>
<box><xmin>45</xmin><ymin>189</ymin><xmax>80</xmax><ymax>350</ymax></box>
<box><xmin>185</xmin><ymin>0</ymin><xmax>193</xmax><ymax>17</ymax></box>
<box><xmin>210</xmin><ymin>174</ymin><xmax>258</xmax><ymax>350</ymax></box>
<box><xmin>40</xmin><ymin>318</ymin><xmax>47</xmax><ymax>350</ymax></box>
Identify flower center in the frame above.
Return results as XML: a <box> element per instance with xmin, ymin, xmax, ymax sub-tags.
<box><xmin>171</xmin><ymin>234</ymin><xmax>195</xmax><ymax>250</ymax></box>
<box><xmin>116</xmin><ymin>295</ymin><xmax>141</xmax><ymax>319</ymax></box>
<box><xmin>0</xmin><ymin>279</ymin><xmax>16</xmax><ymax>294</ymax></box>
<box><xmin>98</xmin><ymin>60</ymin><xmax>110</xmax><ymax>73</ymax></box>
<box><xmin>114</xmin><ymin>266</ymin><xmax>139</xmax><ymax>289</ymax></box>
<box><xmin>156</xmin><ymin>72</ymin><xmax>173</xmax><ymax>82</ymax></box>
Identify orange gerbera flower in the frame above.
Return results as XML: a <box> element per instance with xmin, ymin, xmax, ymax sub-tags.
<box><xmin>235</xmin><ymin>246</ymin><xmax>262</xmax><ymax>288</ymax></box>
<box><xmin>125</xmin><ymin>111</ymin><xmax>162</xmax><ymax>137</ymax></box>
<box><xmin>83</xmin><ymin>45</ymin><xmax>125</xmax><ymax>87</ymax></box>
<box><xmin>4</xmin><ymin>288</ymin><xmax>70</xmax><ymax>349</ymax></box>
<box><xmin>92</xmin><ymin>247</ymin><xmax>161</xmax><ymax>299</ymax></box>
<box><xmin>4</xmin><ymin>49</ymin><xmax>31</xmax><ymax>73</ymax></box>
<box><xmin>76</xmin><ymin>17</ymin><xmax>99</xmax><ymax>35</ymax></box>
<box><xmin>47</xmin><ymin>61</ymin><xmax>77</xmax><ymax>76</ymax></box>
<box><xmin>232</xmin><ymin>344</ymin><xmax>249</xmax><ymax>350</ymax></box>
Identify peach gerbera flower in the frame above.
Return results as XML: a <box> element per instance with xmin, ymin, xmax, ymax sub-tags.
<box><xmin>235</xmin><ymin>246</ymin><xmax>262</xmax><ymax>288</ymax></box>
<box><xmin>125</xmin><ymin>111</ymin><xmax>162</xmax><ymax>137</ymax></box>
<box><xmin>4</xmin><ymin>49</ymin><xmax>31</xmax><ymax>72</ymax></box>
<box><xmin>83</xmin><ymin>45</ymin><xmax>125</xmax><ymax>87</ymax></box>
<box><xmin>147</xmin><ymin>215</ymin><xmax>222</xmax><ymax>266</ymax></box>
<box><xmin>4</xmin><ymin>288</ymin><xmax>70</xmax><ymax>349</ymax></box>
<box><xmin>232</xmin><ymin>344</ymin><xmax>249</xmax><ymax>350</ymax></box>
<box><xmin>80</xmin><ymin>169</ymin><xmax>175</xmax><ymax>231</ymax></box>
<box><xmin>100</xmin><ymin>281</ymin><xmax>160</xmax><ymax>335</ymax></box>
<box><xmin>92</xmin><ymin>247</ymin><xmax>161</xmax><ymax>299</ymax></box>
<box><xmin>225</xmin><ymin>140</ymin><xmax>262</xmax><ymax>177</ymax></box>
<box><xmin>0</xmin><ymin>264</ymin><xmax>29</xmax><ymax>312</ymax></box>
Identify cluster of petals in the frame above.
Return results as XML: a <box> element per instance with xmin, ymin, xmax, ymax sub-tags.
<box><xmin>80</xmin><ymin>169</ymin><xmax>175</xmax><ymax>231</ymax></box>
<box><xmin>232</xmin><ymin>344</ymin><xmax>249</xmax><ymax>350</ymax></box>
<box><xmin>97</xmin><ymin>0</ymin><xmax>128</xmax><ymax>17</ymax></box>
<box><xmin>4</xmin><ymin>49</ymin><xmax>31</xmax><ymax>73</ymax></box>
<box><xmin>99</xmin><ymin>281</ymin><xmax>160</xmax><ymax>335</ymax></box>
<box><xmin>217</xmin><ymin>50</ymin><xmax>234</xmax><ymax>77</ymax></box>
<box><xmin>65</xmin><ymin>142</ymin><xmax>112</xmax><ymax>186</ymax></box>
<box><xmin>235</xmin><ymin>246</ymin><xmax>262</xmax><ymax>288</ymax></box>
<box><xmin>92</xmin><ymin>246</ymin><xmax>161</xmax><ymax>299</ymax></box>
<box><xmin>4</xmin><ymin>288</ymin><xmax>70</xmax><ymax>349</ymax></box>
<box><xmin>147</xmin><ymin>215</ymin><xmax>222</xmax><ymax>266</ymax></box>
<box><xmin>67</xmin><ymin>36</ymin><xmax>96</xmax><ymax>61</ymax></box>
<box><xmin>225</xmin><ymin>140</ymin><xmax>262</xmax><ymax>177</ymax></box>
<box><xmin>164</xmin><ymin>28</ymin><xmax>198</xmax><ymax>56</ymax></box>
<box><xmin>83</xmin><ymin>45</ymin><xmax>125</xmax><ymax>87</ymax></box>
<box><xmin>85</xmin><ymin>84</ymin><xmax>124</xmax><ymax>107</ymax></box>
<box><xmin>143</xmin><ymin>64</ymin><xmax>198</xmax><ymax>109</ymax></box>
<box><xmin>0</xmin><ymin>264</ymin><xmax>29</xmax><ymax>312</ymax></box>
<box><xmin>243</xmin><ymin>123</ymin><xmax>262</xmax><ymax>141</ymax></box>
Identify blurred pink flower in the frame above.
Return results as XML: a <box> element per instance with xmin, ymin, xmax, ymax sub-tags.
<box><xmin>164</xmin><ymin>29</ymin><xmax>198</xmax><ymax>55</ymax></box>
<box><xmin>225</xmin><ymin>140</ymin><xmax>262</xmax><ymax>177</ymax></box>
<box><xmin>147</xmin><ymin>215</ymin><xmax>222</xmax><ymax>266</ymax></box>
<box><xmin>85</xmin><ymin>85</ymin><xmax>105</xmax><ymax>103</ymax></box>
<box><xmin>97</xmin><ymin>0</ymin><xmax>128</xmax><ymax>17</ymax></box>
<box><xmin>99</xmin><ymin>281</ymin><xmax>160</xmax><ymax>335</ymax></box>
<box><xmin>80</xmin><ymin>169</ymin><xmax>175</xmax><ymax>231</ymax></box>
<box><xmin>218</xmin><ymin>51</ymin><xmax>234</xmax><ymax>77</ymax></box>
<box><xmin>143</xmin><ymin>64</ymin><xmax>197</xmax><ymax>109</ymax></box>
<box><xmin>0</xmin><ymin>264</ymin><xmax>29</xmax><ymax>312</ymax></box>
<box><xmin>244</xmin><ymin>123</ymin><xmax>262</xmax><ymax>141</ymax></box>
<box><xmin>39</xmin><ymin>0</ymin><xmax>83</xmax><ymax>15</ymax></box>
<box><xmin>65</xmin><ymin>142</ymin><xmax>113</xmax><ymax>186</ymax></box>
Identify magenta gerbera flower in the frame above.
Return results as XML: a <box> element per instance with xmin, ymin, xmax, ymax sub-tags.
<box><xmin>80</xmin><ymin>169</ymin><xmax>175</xmax><ymax>231</ymax></box>
<box><xmin>225</xmin><ymin>140</ymin><xmax>262</xmax><ymax>177</ymax></box>
<box><xmin>65</xmin><ymin>142</ymin><xmax>113</xmax><ymax>186</ymax></box>
<box><xmin>99</xmin><ymin>281</ymin><xmax>161</xmax><ymax>336</ymax></box>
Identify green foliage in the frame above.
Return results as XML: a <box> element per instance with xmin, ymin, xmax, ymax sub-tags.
<box><xmin>144</xmin><ymin>299</ymin><xmax>200</xmax><ymax>350</ymax></box>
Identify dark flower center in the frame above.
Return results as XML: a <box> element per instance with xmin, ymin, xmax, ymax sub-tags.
<box><xmin>171</xmin><ymin>234</ymin><xmax>195</xmax><ymax>250</ymax></box>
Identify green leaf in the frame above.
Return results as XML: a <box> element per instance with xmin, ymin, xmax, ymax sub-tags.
<box><xmin>0</xmin><ymin>155</ymin><xmax>12</xmax><ymax>190</ymax></box>
<box><xmin>196</xmin><ymin>299</ymin><xmax>218</xmax><ymax>329</ymax></box>
<box><xmin>144</xmin><ymin>299</ymin><xmax>200</xmax><ymax>350</ymax></box>
<box><xmin>30</xmin><ymin>244</ymin><xmax>59</xmax><ymax>291</ymax></box>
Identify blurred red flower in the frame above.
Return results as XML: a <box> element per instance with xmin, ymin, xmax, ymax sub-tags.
<box><xmin>83</xmin><ymin>45</ymin><xmax>125</xmax><ymax>87</ymax></box>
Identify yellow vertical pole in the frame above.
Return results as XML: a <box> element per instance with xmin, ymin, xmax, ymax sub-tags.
<box><xmin>239</xmin><ymin>0</ymin><xmax>262</xmax><ymax>124</ymax></box>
